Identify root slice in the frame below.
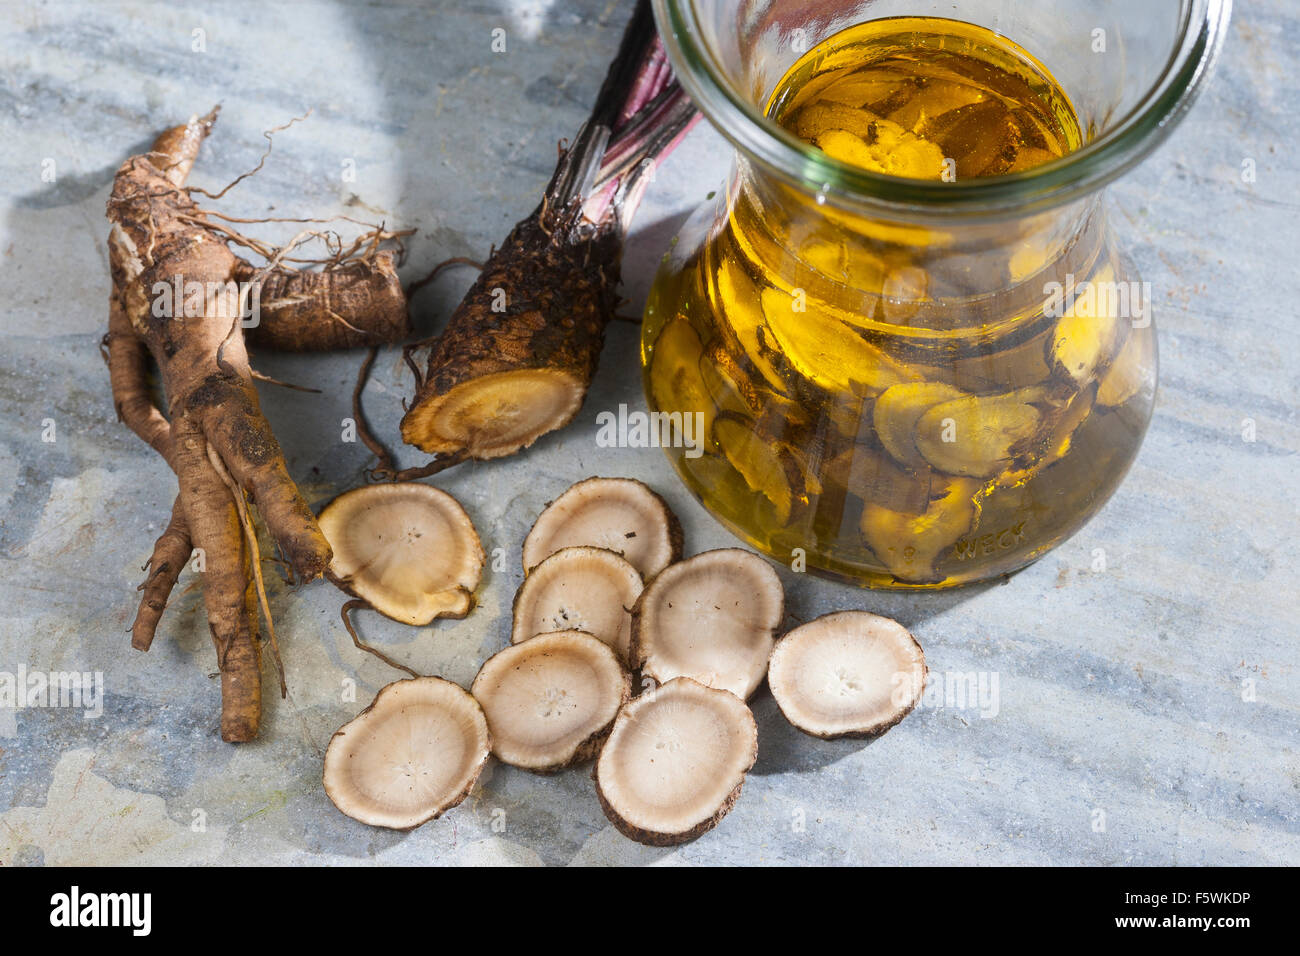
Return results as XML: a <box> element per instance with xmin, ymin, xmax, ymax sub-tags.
<box><xmin>323</xmin><ymin>676</ymin><xmax>490</xmax><ymax>830</ymax></box>
<box><xmin>522</xmin><ymin>476</ymin><xmax>682</xmax><ymax>579</ymax></box>
<box><xmin>318</xmin><ymin>484</ymin><xmax>485</xmax><ymax>626</ymax></box>
<box><xmin>767</xmin><ymin>610</ymin><xmax>926</xmax><ymax>739</ymax></box>
<box><xmin>594</xmin><ymin>677</ymin><xmax>757</xmax><ymax>846</ymax></box>
<box><xmin>630</xmin><ymin>549</ymin><xmax>784</xmax><ymax>700</ymax></box>
<box><xmin>511</xmin><ymin>547</ymin><xmax>643</xmax><ymax>663</ymax></box>
<box><xmin>403</xmin><ymin>365</ymin><xmax>590</xmax><ymax>460</ymax></box>
<box><xmin>471</xmin><ymin>630</ymin><xmax>631</xmax><ymax>773</ymax></box>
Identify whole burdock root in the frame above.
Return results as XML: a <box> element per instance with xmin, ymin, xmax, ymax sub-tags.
<box><xmin>104</xmin><ymin>108</ymin><xmax>410</xmax><ymax>741</ymax></box>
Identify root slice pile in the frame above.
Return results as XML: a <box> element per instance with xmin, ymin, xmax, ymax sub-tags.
<box><xmin>472</xmin><ymin>630</ymin><xmax>631</xmax><ymax>772</ymax></box>
<box><xmin>105</xmin><ymin>107</ymin><xmax>410</xmax><ymax>741</ymax></box>
<box><xmin>522</xmin><ymin>476</ymin><xmax>682</xmax><ymax>579</ymax></box>
<box><xmin>318</xmin><ymin>483</ymin><xmax>485</xmax><ymax>626</ymax></box>
<box><xmin>630</xmin><ymin>549</ymin><xmax>784</xmax><ymax>700</ymax></box>
<box><xmin>594</xmin><ymin>677</ymin><xmax>758</xmax><ymax>846</ymax></box>
<box><xmin>323</xmin><ymin>677</ymin><xmax>491</xmax><ymax>830</ymax></box>
<box><xmin>767</xmin><ymin>611</ymin><xmax>927</xmax><ymax>739</ymax></box>
<box><xmin>511</xmin><ymin>546</ymin><xmax>643</xmax><ymax>662</ymax></box>
<box><xmin>319</xmin><ymin>476</ymin><xmax>929</xmax><ymax>847</ymax></box>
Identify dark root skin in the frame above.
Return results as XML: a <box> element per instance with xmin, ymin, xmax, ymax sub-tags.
<box><xmin>348</xmin><ymin>256</ymin><xmax>483</xmax><ymax>483</ymax></box>
<box><xmin>396</xmin><ymin>0</ymin><xmax>699</xmax><ymax>465</ymax></box>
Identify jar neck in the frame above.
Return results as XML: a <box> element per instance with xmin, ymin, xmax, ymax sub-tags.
<box><xmin>727</xmin><ymin>156</ymin><xmax>1109</xmax><ymax>340</ymax></box>
<box><xmin>655</xmin><ymin>0</ymin><xmax>1231</xmax><ymax>217</ymax></box>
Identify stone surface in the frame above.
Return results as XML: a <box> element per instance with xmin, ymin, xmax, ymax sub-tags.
<box><xmin>0</xmin><ymin>1</ymin><xmax>1295</xmax><ymax>866</ymax></box>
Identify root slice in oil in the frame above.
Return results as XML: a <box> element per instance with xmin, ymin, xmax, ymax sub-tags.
<box><xmin>913</xmin><ymin>391</ymin><xmax>1042</xmax><ymax>478</ymax></box>
<box><xmin>873</xmin><ymin>381</ymin><xmax>966</xmax><ymax>471</ymax></box>
<box><xmin>860</xmin><ymin>475</ymin><xmax>980</xmax><ymax>583</ymax></box>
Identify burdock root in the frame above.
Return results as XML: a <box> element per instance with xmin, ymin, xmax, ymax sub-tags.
<box><xmin>104</xmin><ymin>108</ymin><xmax>410</xmax><ymax>741</ymax></box>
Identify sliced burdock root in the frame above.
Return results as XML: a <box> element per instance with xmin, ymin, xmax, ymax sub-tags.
<box><xmin>323</xmin><ymin>676</ymin><xmax>491</xmax><ymax>830</ymax></box>
<box><xmin>1004</xmin><ymin>383</ymin><xmax>1097</xmax><ymax>484</ymax></box>
<box><xmin>872</xmin><ymin>381</ymin><xmax>966</xmax><ymax>471</ymax></box>
<box><xmin>700</xmin><ymin>341</ymin><xmax>807</xmax><ymax>429</ymax></box>
<box><xmin>826</xmin><ymin>444</ymin><xmax>934</xmax><ymax>516</ymax></box>
<box><xmin>1097</xmin><ymin>325</ymin><xmax>1155</xmax><ymax>408</ymax></box>
<box><xmin>522</xmin><ymin>477</ymin><xmax>682</xmax><ymax>580</ymax></box>
<box><xmin>594</xmin><ymin>677</ymin><xmax>758</xmax><ymax>846</ymax></box>
<box><xmin>708</xmin><ymin>249</ymin><xmax>790</xmax><ymax>395</ymax></box>
<box><xmin>1047</xmin><ymin>264</ymin><xmax>1124</xmax><ymax>385</ymax></box>
<box><xmin>318</xmin><ymin>484</ymin><xmax>485</xmax><ymax>626</ymax></box>
<box><xmin>402</xmin><ymin>367</ymin><xmax>589</xmax><ymax>460</ymax></box>
<box><xmin>913</xmin><ymin>389</ymin><xmax>1043</xmax><ymax>479</ymax></box>
<box><xmin>798</xmin><ymin>234</ymin><xmax>887</xmax><ymax>301</ymax></box>
<box><xmin>768</xmin><ymin>611</ymin><xmax>926</xmax><ymax>739</ymax></box>
<box><xmin>511</xmin><ymin>546</ymin><xmax>643</xmax><ymax>662</ymax></box>
<box><xmin>759</xmin><ymin>286</ymin><xmax>917</xmax><ymax>395</ymax></box>
<box><xmin>860</xmin><ymin>475</ymin><xmax>980</xmax><ymax>583</ymax></box>
<box><xmin>472</xmin><ymin>630</ymin><xmax>631</xmax><ymax>773</ymax></box>
<box><xmin>647</xmin><ymin>318</ymin><xmax>716</xmax><ymax>437</ymax></box>
<box><xmin>630</xmin><ymin>548</ymin><xmax>784</xmax><ymax>700</ymax></box>
<box><xmin>713</xmin><ymin>413</ymin><xmax>820</xmax><ymax>526</ymax></box>
<box><xmin>700</xmin><ymin>341</ymin><xmax>763</xmax><ymax>419</ymax></box>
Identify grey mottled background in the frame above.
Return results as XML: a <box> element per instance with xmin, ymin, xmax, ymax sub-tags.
<box><xmin>0</xmin><ymin>0</ymin><xmax>1295</xmax><ymax>866</ymax></box>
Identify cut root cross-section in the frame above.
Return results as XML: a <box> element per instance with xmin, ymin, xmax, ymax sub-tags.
<box><xmin>522</xmin><ymin>477</ymin><xmax>683</xmax><ymax>579</ymax></box>
<box><xmin>472</xmin><ymin>630</ymin><xmax>631</xmax><ymax>772</ymax></box>
<box><xmin>511</xmin><ymin>546</ymin><xmax>643</xmax><ymax>662</ymax></box>
<box><xmin>318</xmin><ymin>483</ymin><xmax>485</xmax><ymax>626</ymax></box>
<box><xmin>323</xmin><ymin>677</ymin><xmax>491</xmax><ymax>830</ymax></box>
<box><xmin>594</xmin><ymin>677</ymin><xmax>758</xmax><ymax>846</ymax></box>
<box><xmin>631</xmin><ymin>548</ymin><xmax>784</xmax><ymax>700</ymax></box>
<box><xmin>767</xmin><ymin>611</ymin><xmax>926</xmax><ymax>739</ymax></box>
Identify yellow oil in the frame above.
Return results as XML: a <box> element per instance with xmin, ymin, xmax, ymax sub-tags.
<box><xmin>768</xmin><ymin>17</ymin><xmax>1081</xmax><ymax>179</ymax></box>
<box><xmin>643</xmin><ymin>17</ymin><xmax>1156</xmax><ymax>587</ymax></box>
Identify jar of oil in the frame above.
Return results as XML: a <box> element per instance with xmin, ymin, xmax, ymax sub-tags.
<box><xmin>642</xmin><ymin>13</ymin><xmax>1187</xmax><ymax>588</ymax></box>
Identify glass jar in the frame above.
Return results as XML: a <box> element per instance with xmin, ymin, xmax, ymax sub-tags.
<box><xmin>643</xmin><ymin>0</ymin><xmax>1230</xmax><ymax>587</ymax></box>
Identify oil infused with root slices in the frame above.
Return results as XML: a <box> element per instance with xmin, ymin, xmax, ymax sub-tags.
<box><xmin>642</xmin><ymin>16</ymin><xmax>1157</xmax><ymax>587</ymax></box>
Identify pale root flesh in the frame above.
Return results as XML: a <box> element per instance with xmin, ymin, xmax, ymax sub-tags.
<box><xmin>472</xmin><ymin>630</ymin><xmax>631</xmax><ymax>771</ymax></box>
<box><xmin>323</xmin><ymin>677</ymin><xmax>491</xmax><ymax>830</ymax></box>
<box><xmin>631</xmin><ymin>548</ymin><xmax>784</xmax><ymax>700</ymax></box>
<box><xmin>511</xmin><ymin>546</ymin><xmax>643</xmax><ymax>662</ymax></box>
<box><xmin>318</xmin><ymin>484</ymin><xmax>485</xmax><ymax>626</ymax></box>
<box><xmin>522</xmin><ymin>477</ymin><xmax>682</xmax><ymax>579</ymax></box>
<box><xmin>595</xmin><ymin>677</ymin><xmax>758</xmax><ymax>846</ymax></box>
<box><xmin>767</xmin><ymin>610</ymin><xmax>926</xmax><ymax>739</ymax></box>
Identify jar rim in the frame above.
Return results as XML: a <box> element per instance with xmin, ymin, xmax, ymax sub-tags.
<box><xmin>653</xmin><ymin>0</ymin><xmax>1233</xmax><ymax>217</ymax></box>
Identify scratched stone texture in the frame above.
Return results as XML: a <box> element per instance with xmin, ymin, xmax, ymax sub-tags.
<box><xmin>0</xmin><ymin>1</ymin><xmax>1295</xmax><ymax>866</ymax></box>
